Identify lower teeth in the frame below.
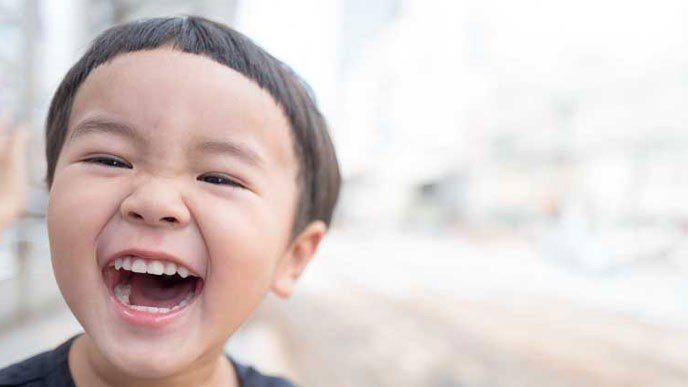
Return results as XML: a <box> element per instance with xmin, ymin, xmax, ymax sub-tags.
<box><xmin>113</xmin><ymin>284</ymin><xmax>194</xmax><ymax>314</ymax></box>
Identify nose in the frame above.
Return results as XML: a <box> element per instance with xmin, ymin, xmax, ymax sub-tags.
<box><xmin>119</xmin><ymin>178</ymin><xmax>190</xmax><ymax>228</ymax></box>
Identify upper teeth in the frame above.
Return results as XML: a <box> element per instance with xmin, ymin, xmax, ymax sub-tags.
<box><xmin>112</xmin><ymin>256</ymin><xmax>193</xmax><ymax>278</ymax></box>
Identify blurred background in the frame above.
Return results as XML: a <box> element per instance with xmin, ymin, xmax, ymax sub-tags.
<box><xmin>1</xmin><ymin>0</ymin><xmax>688</xmax><ymax>386</ymax></box>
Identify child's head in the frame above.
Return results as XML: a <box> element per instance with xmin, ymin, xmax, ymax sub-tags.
<box><xmin>44</xmin><ymin>16</ymin><xmax>340</xmax><ymax>380</ymax></box>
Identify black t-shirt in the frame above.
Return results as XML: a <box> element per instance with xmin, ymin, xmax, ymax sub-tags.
<box><xmin>0</xmin><ymin>335</ymin><xmax>295</xmax><ymax>387</ymax></box>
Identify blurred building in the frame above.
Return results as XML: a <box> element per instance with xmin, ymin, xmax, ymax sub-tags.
<box><xmin>338</xmin><ymin>0</ymin><xmax>688</xmax><ymax>271</ymax></box>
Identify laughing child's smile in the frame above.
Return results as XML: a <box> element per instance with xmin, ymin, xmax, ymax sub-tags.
<box><xmin>0</xmin><ymin>16</ymin><xmax>342</xmax><ymax>387</ymax></box>
<box><xmin>49</xmin><ymin>47</ymin><xmax>308</xmax><ymax>381</ymax></box>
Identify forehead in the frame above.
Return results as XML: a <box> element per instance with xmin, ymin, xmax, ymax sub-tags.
<box><xmin>69</xmin><ymin>47</ymin><xmax>296</xmax><ymax>170</ymax></box>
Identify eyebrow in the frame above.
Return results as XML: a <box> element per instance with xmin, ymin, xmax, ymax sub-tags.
<box><xmin>69</xmin><ymin>117</ymin><xmax>265</xmax><ymax>169</ymax></box>
<box><xmin>69</xmin><ymin>117</ymin><xmax>147</xmax><ymax>145</ymax></box>
<box><xmin>195</xmin><ymin>140</ymin><xmax>265</xmax><ymax>169</ymax></box>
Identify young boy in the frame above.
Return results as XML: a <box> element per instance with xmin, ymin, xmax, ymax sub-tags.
<box><xmin>0</xmin><ymin>16</ymin><xmax>340</xmax><ymax>387</ymax></box>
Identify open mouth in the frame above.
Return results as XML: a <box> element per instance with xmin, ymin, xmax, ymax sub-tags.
<box><xmin>103</xmin><ymin>256</ymin><xmax>203</xmax><ymax>314</ymax></box>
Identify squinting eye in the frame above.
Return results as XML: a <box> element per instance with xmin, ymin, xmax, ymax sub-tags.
<box><xmin>84</xmin><ymin>156</ymin><xmax>132</xmax><ymax>169</ymax></box>
<box><xmin>198</xmin><ymin>174</ymin><xmax>244</xmax><ymax>189</ymax></box>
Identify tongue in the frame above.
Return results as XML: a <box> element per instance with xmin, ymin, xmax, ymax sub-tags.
<box><xmin>129</xmin><ymin>273</ymin><xmax>196</xmax><ymax>309</ymax></box>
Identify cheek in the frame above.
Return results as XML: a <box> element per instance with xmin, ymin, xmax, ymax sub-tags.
<box><xmin>193</xmin><ymin>195</ymin><xmax>286</xmax><ymax>321</ymax></box>
<box><xmin>47</xmin><ymin>169</ymin><xmax>121</xmax><ymax>312</ymax></box>
<box><xmin>197</xmin><ymin>186</ymin><xmax>292</xmax><ymax>260</ymax></box>
<box><xmin>48</xmin><ymin>169</ymin><xmax>120</xmax><ymax>246</ymax></box>
<box><xmin>206</xmin><ymin>204</ymin><xmax>280</xmax><ymax>277</ymax></box>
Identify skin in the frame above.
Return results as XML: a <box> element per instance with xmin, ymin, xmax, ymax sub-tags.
<box><xmin>0</xmin><ymin>119</ymin><xmax>29</xmax><ymax>239</ymax></box>
<box><xmin>47</xmin><ymin>48</ymin><xmax>326</xmax><ymax>387</ymax></box>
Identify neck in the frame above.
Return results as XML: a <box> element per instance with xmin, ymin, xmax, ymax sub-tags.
<box><xmin>68</xmin><ymin>334</ymin><xmax>237</xmax><ymax>387</ymax></box>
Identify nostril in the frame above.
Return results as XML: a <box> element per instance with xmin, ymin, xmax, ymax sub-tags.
<box><xmin>161</xmin><ymin>216</ymin><xmax>177</xmax><ymax>223</ymax></box>
<box><xmin>128</xmin><ymin>211</ymin><xmax>144</xmax><ymax>220</ymax></box>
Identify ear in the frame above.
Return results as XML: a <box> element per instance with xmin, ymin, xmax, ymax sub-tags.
<box><xmin>271</xmin><ymin>220</ymin><xmax>327</xmax><ymax>299</ymax></box>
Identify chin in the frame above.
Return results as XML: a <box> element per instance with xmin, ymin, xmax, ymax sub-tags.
<box><xmin>101</xmin><ymin>336</ymin><xmax>197</xmax><ymax>379</ymax></box>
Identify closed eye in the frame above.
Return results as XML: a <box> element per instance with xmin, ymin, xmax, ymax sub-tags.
<box><xmin>197</xmin><ymin>174</ymin><xmax>245</xmax><ymax>189</ymax></box>
<box><xmin>84</xmin><ymin>156</ymin><xmax>132</xmax><ymax>169</ymax></box>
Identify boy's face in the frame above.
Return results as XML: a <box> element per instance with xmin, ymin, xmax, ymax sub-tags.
<box><xmin>47</xmin><ymin>48</ymin><xmax>322</xmax><ymax>377</ymax></box>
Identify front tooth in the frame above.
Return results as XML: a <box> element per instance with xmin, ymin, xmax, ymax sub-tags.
<box><xmin>122</xmin><ymin>257</ymin><xmax>133</xmax><ymax>270</ymax></box>
<box><xmin>114</xmin><ymin>258</ymin><xmax>123</xmax><ymax>270</ymax></box>
<box><xmin>164</xmin><ymin>262</ymin><xmax>177</xmax><ymax>275</ymax></box>
<box><xmin>177</xmin><ymin>266</ymin><xmax>189</xmax><ymax>278</ymax></box>
<box><xmin>147</xmin><ymin>260</ymin><xmax>165</xmax><ymax>275</ymax></box>
<box><xmin>157</xmin><ymin>307</ymin><xmax>171</xmax><ymax>313</ymax></box>
<box><xmin>131</xmin><ymin>258</ymin><xmax>147</xmax><ymax>273</ymax></box>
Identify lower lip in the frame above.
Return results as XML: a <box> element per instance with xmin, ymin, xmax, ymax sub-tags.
<box><xmin>107</xmin><ymin>281</ymin><xmax>203</xmax><ymax>329</ymax></box>
<box><xmin>109</xmin><ymin>295</ymin><xmax>191</xmax><ymax>328</ymax></box>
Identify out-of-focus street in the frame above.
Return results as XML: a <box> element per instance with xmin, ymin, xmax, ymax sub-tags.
<box><xmin>273</xmin><ymin>229</ymin><xmax>688</xmax><ymax>386</ymax></box>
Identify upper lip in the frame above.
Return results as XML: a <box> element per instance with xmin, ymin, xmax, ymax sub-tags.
<box><xmin>105</xmin><ymin>248</ymin><xmax>202</xmax><ymax>278</ymax></box>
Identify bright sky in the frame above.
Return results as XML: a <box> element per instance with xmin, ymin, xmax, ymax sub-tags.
<box><xmin>231</xmin><ymin>0</ymin><xmax>688</xmax><ymax>181</ymax></box>
<box><xmin>235</xmin><ymin>0</ymin><xmax>340</xmax><ymax>122</ymax></box>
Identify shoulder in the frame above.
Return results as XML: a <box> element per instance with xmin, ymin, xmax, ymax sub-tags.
<box><xmin>0</xmin><ymin>349</ymin><xmax>52</xmax><ymax>386</ymax></box>
<box><xmin>230</xmin><ymin>358</ymin><xmax>297</xmax><ymax>387</ymax></box>
<box><xmin>0</xmin><ymin>337</ymin><xmax>76</xmax><ymax>387</ymax></box>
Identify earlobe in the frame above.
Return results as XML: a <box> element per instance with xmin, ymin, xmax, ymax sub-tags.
<box><xmin>271</xmin><ymin>220</ymin><xmax>327</xmax><ymax>299</ymax></box>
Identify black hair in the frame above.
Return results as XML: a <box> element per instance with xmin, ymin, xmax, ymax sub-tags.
<box><xmin>45</xmin><ymin>16</ymin><xmax>340</xmax><ymax>238</ymax></box>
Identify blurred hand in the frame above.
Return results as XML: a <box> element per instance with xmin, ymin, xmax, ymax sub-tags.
<box><xmin>0</xmin><ymin>118</ymin><xmax>29</xmax><ymax>233</ymax></box>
